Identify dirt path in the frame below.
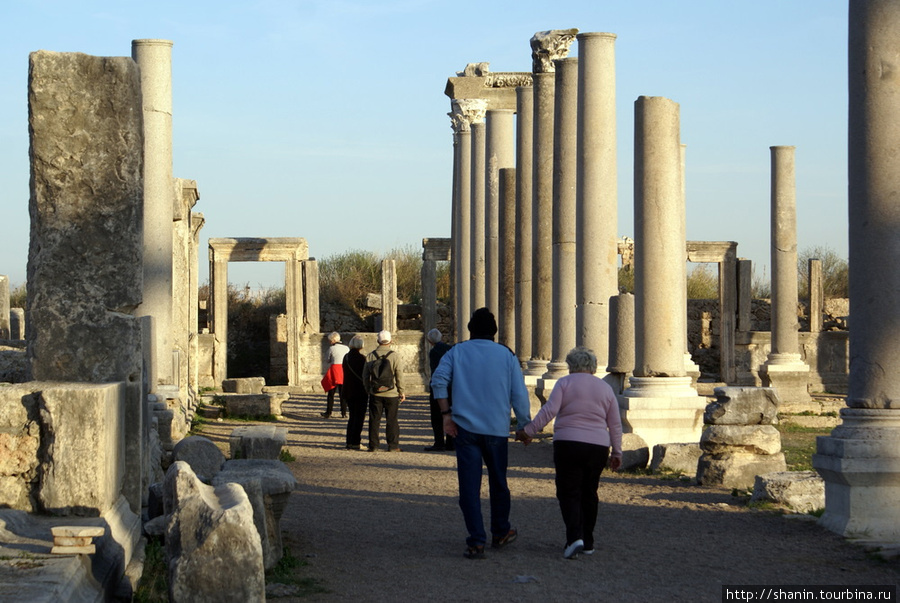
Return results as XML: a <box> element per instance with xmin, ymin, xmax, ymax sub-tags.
<box><xmin>198</xmin><ymin>393</ymin><xmax>900</xmax><ymax>603</ymax></box>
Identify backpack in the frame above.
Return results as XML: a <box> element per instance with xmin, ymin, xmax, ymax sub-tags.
<box><xmin>367</xmin><ymin>350</ymin><xmax>395</xmax><ymax>393</ymax></box>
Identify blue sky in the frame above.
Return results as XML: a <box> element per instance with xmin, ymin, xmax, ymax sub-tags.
<box><xmin>0</xmin><ymin>0</ymin><xmax>847</xmax><ymax>290</ymax></box>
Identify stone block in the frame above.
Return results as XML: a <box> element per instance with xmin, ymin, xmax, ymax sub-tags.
<box><xmin>222</xmin><ymin>377</ymin><xmax>266</xmax><ymax>394</ymax></box>
<box><xmin>751</xmin><ymin>471</ymin><xmax>825</xmax><ymax>513</ymax></box>
<box><xmin>0</xmin><ymin>349</ymin><xmax>27</xmax><ymax>384</ymax></box>
<box><xmin>700</xmin><ymin>425</ymin><xmax>782</xmax><ymax>455</ymax></box>
<box><xmin>650</xmin><ymin>443</ymin><xmax>702</xmax><ymax>475</ymax></box>
<box><xmin>621</xmin><ymin>433</ymin><xmax>650</xmax><ymax>471</ymax></box>
<box><xmin>229</xmin><ymin>425</ymin><xmax>288</xmax><ymax>460</ymax></box>
<box><xmin>224</xmin><ymin>393</ymin><xmax>287</xmax><ymax>418</ymax></box>
<box><xmin>705</xmin><ymin>387</ymin><xmax>780</xmax><ymax>425</ymax></box>
<box><xmin>165</xmin><ymin>461</ymin><xmax>265</xmax><ymax>603</ymax></box>
<box><xmin>27</xmin><ymin>50</ymin><xmax>143</xmax><ymax>385</ymax></box>
<box><xmin>696</xmin><ymin>452</ymin><xmax>787</xmax><ymax>489</ymax></box>
<box><xmin>171</xmin><ymin>436</ymin><xmax>225</xmax><ymax>484</ymax></box>
<box><xmin>9</xmin><ymin>308</ymin><xmax>24</xmax><ymax>341</ymax></box>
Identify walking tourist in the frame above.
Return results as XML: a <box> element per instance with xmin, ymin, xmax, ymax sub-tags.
<box><xmin>424</xmin><ymin>328</ymin><xmax>453</xmax><ymax>452</ymax></box>
<box><xmin>321</xmin><ymin>331</ymin><xmax>350</xmax><ymax>418</ymax></box>
<box><xmin>516</xmin><ymin>346</ymin><xmax>622</xmax><ymax>559</ymax></box>
<box><xmin>362</xmin><ymin>330</ymin><xmax>405</xmax><ymax>452</ymax></box>
<box><xmin>342</xmin><ymin>335</ymin><xmax>368</xmax><ymax>450</ymax></box>
<box><xmin>430</xmin><ymin>307</ymin><xmax>532</xmax><ymax>559</ymax></box>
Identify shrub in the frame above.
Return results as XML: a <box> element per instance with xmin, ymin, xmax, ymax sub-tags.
<box><xmin>686</xmin><ymin>264</ymin><xmax>718</xmax><ymax>300</ymax></box>
<box><xmin>798</xmin><ymin>245</ymin><xmax>848</xmax><ymax>299</ymax></box>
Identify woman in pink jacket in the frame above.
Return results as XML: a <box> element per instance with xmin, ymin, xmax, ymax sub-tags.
<box><xmin>516</xmin><ymin>346</ymin><xmax>623</xmax><ymax>559</ymax></box>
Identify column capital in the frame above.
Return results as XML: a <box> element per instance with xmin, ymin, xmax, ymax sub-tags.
<box><xmin>449</xmin><ymin>98</ymin><xmax>487</xmax><ymax>133</ymax></box>
<box><xmin>530</xmin><ymin>28</ymin><xmax>578</xmax><ymax>73</ymax></box>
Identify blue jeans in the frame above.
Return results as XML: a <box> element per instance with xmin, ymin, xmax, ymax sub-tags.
<box><xmin>454</xmin><ymin>426</ymin><xmax>511</xmax><ymax>547</ymax></box>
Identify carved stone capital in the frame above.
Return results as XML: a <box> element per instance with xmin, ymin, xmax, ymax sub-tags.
<box><xmin>530</xmin><ymin>28</ymin><xmax>579</xmax><ymax>73</ymax></box>
<box><xmin>457</xmin><ymin>62</ymin><xmax>490</xmax><ymax>77</ymax></box>
<box><xmin>449</xmin><ymin>98</ymin><xmax>488</xmax><ymax>133</ymax></box>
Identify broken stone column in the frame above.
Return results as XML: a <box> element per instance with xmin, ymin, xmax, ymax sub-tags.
<box><xmin>607</xmin><ymin>293</ymin><xmax>635</xmax><ymax>395</ymax></box>
<box><xmin>813</xmin><ymin>0</ymin><xmax>900</xmax><ymax>542</ymax></box>
<box><xmin>621</xmin><ymin>96</ymin><xmax>706</xmax><ymax>452</ymax></box>
<box><xmin>527</xmin><ymin>29</ymin><xmax>577</xmax><ymax>378</ymax></box>
<box><xmin>737</xmin><ymin>259</ymin><xmax>753</xmax><ymax>333</ymax></box>
<box><xmin>515</xmin><ymin>85</ymin><xmax>534</xmax><ymax>366</ymax></box>
<box><xmin>485</xmin><ymin>108</ymin><xmax>515</xmax><ymax>318</ymax></box>
<box><xmin>761</xmin><ymin>146</ymin><xmax>811</xmax><ymax>409</ymax></box>
<box><xmin>381</xmin><ymin>259</ymin><xmax>397</xmax><ymax>335</ymax></box>
<box><xmin>9</xmin><ymin>308</ymin><xmax>24</xmax><ymax>341</ymax></box>
<box><xmin>133</xmin><ymin>39</ymin><xmax>175</xmax><ymax>391</ymax></box>
<box><xmin>697</xmin><ymin>387</ymin><xmax>786</xmax><ymax>489</ymax></box>
<box><xmin>498</xmin><ymin>168</ymin><xmax>516</xmax><ymax>350</ymax></box>
<box><xmin>543</xmin><ymin>56</ymin><xmax>579</xmax><ymax>388</ymax></box>
<box><xmin>302</xmin><ymin>259</ymin><xmax>320</xmax><ymax>335</ymax></box>
<box><xmin>0</xmin><ymin>276</ymin><xmax>9</xmax><ymax>339</ymax></box>
<box><xmin>808</xmin><ymin>258</ymin><xmax>823</xmax><ymax>333</ymax></box>
<box><xmin>576</xmin><ymin>32</ymin><xmax>618</xmax><ymax>369</ymax></box>
<box><xmin>421</xmin><ymin>238</ymin><xmax>452</xmax><ymax>337</ymax></box>
<box><xmin>172</xmin><ymin>179</ymin><xmax>200</xmax><ymax>432</ymax></box>
<box><xmin>470</xmin><ymin>118</ymin><xmax>487</xmax><ymax>311</ymax></box>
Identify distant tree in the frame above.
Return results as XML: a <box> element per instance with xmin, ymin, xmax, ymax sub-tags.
<box><xmin>798</xmin><ymin>245</ymin><xmax>848</xmax><ymax>299</ymax></box>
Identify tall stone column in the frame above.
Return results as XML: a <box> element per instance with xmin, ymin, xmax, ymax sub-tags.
<box><xmin>515</xmin><ymin>86</ymin><xmax>534</xmax><ymax>367</ymax></box>
<box><xmin>381</xmin><ymin>259</ymin><xmax>397</xmax><ymax>335</ymax></box>
<box><xmin>498</xmin><ymin>168</ymin><xmax>516</xmax><ymax>351</ymax></box>
<box><xmin>0</xmin><ymin>275</ymin><xmax>9</xmax><ymax>340</ymax></box>
<box><xmin>133</xmin><ymin>39</ymin><xmax>175</xmax><ymax>390</ymax></box>
<box><xmin>576</xmin><ymin>32</ymin><xmax>618</xmax><ymax>369</ymax></box>
<box><xmin>542</xmin><ymin>56</ymin><xmax>579</xmax><ymax>386</ymax></box>
<box><xmin>470</xmin><ymin>118</ymin><xmax>487</xmax><ymax>311</ymax></box>
<box><xmin>485</xmin><ymin>109</ymin><xmax>515</xmax><ymax>319</ymax></box>
<box><xmin>527</xmin><ymin>28</ymin><xmax>577</xmax><ymax>378</ymax></box>
<box><xmin>814</xmin><ymin>0</ymin><xmax>900</xmax><ymax>541</ymax></box>
<box><xmin>622</xmin><ymin>96</ymin><xmax>705</xmax><ymax>452</ymax></box>
<box><xmin>761</xmin><ymin>146</ymin><xmax>811</xmax><ymax>409</ymax></box>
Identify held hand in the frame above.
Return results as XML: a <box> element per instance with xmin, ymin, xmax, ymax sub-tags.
<box><xmin>443</xmin><ymin>415</ymin><xmax>458</xmax><ymax>438</ymax></box>
<box><xmin>514</xmin><ymin>429</ymin><xmax>532</xmax><ymax>446</ymax></box>
<box><xmin>608</xmin><ymin>455</ymin><xmax>622</xmax><ymax>472</ymax></box>
<box><xmin>399</xmin><ymin>394</ymin><xmax>406</xmax><ymax>403</ymax></box>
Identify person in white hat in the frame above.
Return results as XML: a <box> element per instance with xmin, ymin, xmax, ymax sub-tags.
<box><xmin>361</xmin><ymin>330</ymin><xmax>405</xmax><ymax>451</ymax></box>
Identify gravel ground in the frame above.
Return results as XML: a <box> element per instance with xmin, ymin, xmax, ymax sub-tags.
<box><xmin>198</xmin><ymin>392</ymin><xmax>900</xmax><ymax>603</ymax></box>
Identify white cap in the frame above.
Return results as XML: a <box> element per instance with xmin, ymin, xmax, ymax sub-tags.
<box><xmin>377</xmin><ymin>330</ymin><xmax>392</xmax><ymax>344</ymax></box>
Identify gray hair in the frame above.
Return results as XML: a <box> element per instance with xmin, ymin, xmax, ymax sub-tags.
<box><xmin>565</xmin><ymin>346</ymin><xmax>598</xmax><ymax>374</ymax></box>
<box><xmin>328</xmin><ymin>331</ymin><xmax>341</xmax><ymax>344</ymax></box>
<box><xmin>426</xmin><ymin>328</ymin><xmax>442</xmax><ymax>344</ymax></box>
<box><xmin>349</xmin><ymin>335</ymin><xmax>365</xmax><ymax>349</ymax></box>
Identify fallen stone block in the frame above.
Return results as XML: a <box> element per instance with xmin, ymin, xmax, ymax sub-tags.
<box><xmin>621</xmin><ymin>433</ymin><xmax>650</xmax><ymax>471</ymax></box>
<box><xmin>700</xmin><ymin>424</ymin><xmax>782</xmax><ymax>455</ymax></box>
<box><xmin>751</xmin><ymin>471</ymin><xmax>825</xmax><ymax>514</ymax></box>
<box><xmin>165</xmin><ymin>461</ymin><xmax>265</xmax><ymax>603</ymax></box>
<box><xmin>224</xmin><ymin>392</ymin><xmax>288</xmax><ymax>418</ymax></box>
<box><xmin>705</xmin><ymin>387</ymin><xmax>780</xmax><ymax>425</ymax></box>
<box><xmin>696</xmin><ymin>452</ymin><xmax>787</xmax><ymax>489</ymax></box>
<box><xmin>229</xmin><ymin>425</ymin><xmax>288</xmax><ymax>460</ymax></box>
<box><xmin>171</xmin><ymin>436</ymin><xmax>225</xmax><ymax>484</ymax></box>
<box><xmin>222</xmin><ymin>377</ymin><xmax>266</xmax><ymax>394</ymax></box>
<box><xmin>650</xmin><ymin>443</ymin><xmax>702</xmax><ymax>475</ymax></box>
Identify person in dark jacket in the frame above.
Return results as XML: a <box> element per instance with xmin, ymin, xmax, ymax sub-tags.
<box><xmin>424</xmin><ymin>328</ymin><xmax>453</xmax><ymax>452</ymax></box>
<box><xmin>342</xmin><ymin>335</ymin><xmax>368</xmax><ymax>450</ymax></box>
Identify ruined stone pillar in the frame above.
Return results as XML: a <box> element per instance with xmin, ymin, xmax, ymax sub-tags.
<box><xmin>285</xmin><ymin>257</ymin><xmax>303</xmax><ymax>384</ymax></box>
<box><xmin>470</xmin><ymin>119</ymin><xmax>487</xmax><ymax>311</ymax></box>
<box><xmin>622</xmin><ymin>96</ymin><xmax>705</xmax><ymax>452</ymax></box>
<box><xmin>761</xmin><ymin>146</ymin><xmax>811</xmax><ymax>408</ymax></box>
<box><xmin>809</xmin><ymin>259</ymin><xmax>823</xmax><ymax>333</ymax></box>
<box><xmin>133</xmin><ymin>39</ymin><xmax>175</xmax><ymax>390</ymax></box>
<box><xmin>736</xmin><ymin>259</ymin><xmax>753</xmax><ymax>333</ymax></box>
<box><xmin>303</xmin><ymin>259</ymin><xmax>320</xmax><ymax>335</ymax></box>
<box><xmin>210</xmin><ymin>255</ymin><xmax>228</xmax><ymax>385</ymax></box>
<box><xmin>421</xmin><ymin>238</ymin><xmax>451</xmax><ymax>338</ymax></box>
<box><xmin>381</xmin><ymin>259</ymin><xmax>397</xmax><ymax>335</ymax></box>
<box><xmin>813</xmin><ymin>0</ymin><xmax>900</xmax><ymax>541</ymax></box>
<box><xmin>576</xmin><ymin>32</ymin><xmax>618</xmax><ymax>368</ymax></box>
<box><xmin>527</xmin><ymin>29</ymin><xmax>577</xmax><ymax>379</ymax></box>
<box><xmin>515</xmin><ymin>86</ymin><xmax>534</xmax><ymax>366</ymax></box>
<box><xmin>498</xmin><ymin>168</ymin><xmax>516</xmax><ymax>351</ymax></box>
<box><xmin>189</xmin><ymin>212</ymin><xmax>205</xmax><ymax>407</ymax></box>
<box><xmin>543</xmin><ymin>56</ymin><xmax>579</xmax><ymax>385</ymax></box>
<box><xmin>486</xmin><ymin>109</ymin><xmax>515</xmax><ymax>318</ymax></box>
<box><xmin>607</xmin><ymin>293</ymin><xmax>635</xmax><ymax>395</ymax></box>
<box><xmin>173</xmin><ymin>179</ymin><xmax>199</xmax><ymax>426</ymax></box>
<box><xmin>0</xmin><ymin>275</ymin><xmax>9</xmax><ymax>339</ymax></box>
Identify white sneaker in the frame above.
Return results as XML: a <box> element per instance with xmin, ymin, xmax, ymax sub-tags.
<box><xmin>582</xmin><ymin>548</ymin><xmax>594</xmax><ymax>555</ymax></box>
<box><xmin>563</xmin><ymin>539</ymin><xmax>584</xmax><ymax>559</ymax></box>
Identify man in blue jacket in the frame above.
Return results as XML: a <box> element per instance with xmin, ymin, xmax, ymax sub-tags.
<box><xmin>430</xmin><ymin>307</ymin><xmax>532</xmax><ymax>559</ymax></box>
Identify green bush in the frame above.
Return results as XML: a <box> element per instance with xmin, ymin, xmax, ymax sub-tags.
<box><xmin>798</xmin><ymin>245</ymin><xmax>848</xmax><ymax>299</ymax></box>
<box><xmin>686</xmin><ymin>264</ymin><xmax>718</xmax><ymax>300</ymax></box>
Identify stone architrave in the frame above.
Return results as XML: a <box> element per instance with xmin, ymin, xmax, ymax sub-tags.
<box><xmin>470</xmin><ymin>120</ymin><xmax>487</xmax><ymax>311</ymax></box>
<box><xmin>621</xmin><ymin>96</ymin><xmax>706</xmax><ymax>453</ymax></box>
<box><xmin>515</xmin><ymin>86</ymin><xmax>534</xmax><ymax>367</ymax></box>
<box><xmin>528</xmin><ymin>28</ymin><xmax>577</xmax><ymax>378</ymax></box>
<box><xmin>543</xmin><ymin>56</ymin><xmax>579</xmax><ymax>387</ymax></box>
<box><xmin>761</xmin><ymin>146</ymin><xmax>811</xmax><ymax>408</ymax></box>
<box><xmin>576</xmin><ymin>32</ymin><xmax>618</xmax><ymax>367</ymax></box>
<box><xmin>498</xmin><ymin>168</ymin><xmax>516</xmax><ymax>350</ymax></box>
<box><xmin>813</xmin><ymin>0</ymin><xmax>900</xmax><ymax>542</ymax></box>
<box><xmin>0</xmin><ymin>276</ymin><xmax>9</xmax><ymax>339</ymax></box>
<box><xmin>133</xmin><ymin>39</ymin><xmax>175</xmax><ymax>391</ymax></box>
<box><xmin>485</xmin><ymin>109</ymin><xmax>515</xmax><ymax>319</ymax></box>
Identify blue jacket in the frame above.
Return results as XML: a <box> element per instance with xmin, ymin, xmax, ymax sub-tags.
<box><xmin>430</xmin><ymin>339</ymin><xmax>531</xmax><ymax>437</ymax></box>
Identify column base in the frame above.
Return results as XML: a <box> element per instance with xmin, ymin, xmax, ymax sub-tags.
<box><xmin>621</xmin><ymin>376</ymin><xmax>706</xmax><ymax>452</ymax></box>
<box><xmin>524</xmin><ymin>359</ymin><xmax>548</xmax><ymax>377</ymax></box>
<box><xmin>542</xmin><ymin>361</ymin><xmax>568</xmax><ymax>381</ymax></box>
<box><xmin>761</xmin><ymin>355</ymin><xmax>812</xmax><ymax>412</ymax></box>
<box><xmin>813</xmin><ymin>408</ymin><xmax>900</xmax><ymax>542</ymax></box>
<box><xmin>684</xmin><ymin>353</ymin><xmax>701</xmax><ymax>385</ymax></box>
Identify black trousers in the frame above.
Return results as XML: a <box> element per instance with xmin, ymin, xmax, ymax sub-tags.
<box><xmin>345</xmin><ymin>394</ymin><xmax>368</xmax><ymax>448</ymax></box>
<box><xmin>325</xmin><ymin>385</ymin><xmax>346</xmax><ymax>417</ymax></box>
<box><xmin>368</xmin><ymin>395</ymin><xmax>400</xmax><ymax>450</ymax></box>
<box><xmin>553</xmin><ymin>440</ymin><xmax>610</xmax><ymax>549</ymax></box>
<box><xmin>427</xmin><ymin>392</ymin><xmax>454</xmax><ymax>449</ymax></box>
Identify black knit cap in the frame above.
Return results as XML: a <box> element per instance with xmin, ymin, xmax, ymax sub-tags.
<box><xmin>467</xmin><ymin>307</ymin><xmax>498</xmax><ymax>340</ymax></box>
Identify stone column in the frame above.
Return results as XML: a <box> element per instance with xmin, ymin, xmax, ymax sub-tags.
<box><xmin>0</xmin><ymin>275</ymin><xmax>9</xmax><ymax>339</ymax></box>
<box><xmin>210</xmin><ymin>254</ymin><xmax>228</xmax><ymax>385</ymax></box>
<box><xmin>809</xmin><ymin>259</ymin><xmax>823</xmax><ymax>333</ymax></box>
<box><xmin>381</xmin><ymin>259</ymin><xmax>397</xmax><ymax>335</ymax></box>
<box><xmin>172</xmin><ymin>179</ymin><xmax>199</xmax><ymax>430</ymax></box>
<box><xmin>485</xmin><ymin>109</ymin><xmax>515</xmax><ymax>319</ymax></box>
<box><xmin>607</xmin><ymin>293</ymin><xmax>635</xmax><ymax>395</ymax></box>
<box><xmin>527</xmin><ymin>29</ymin><xmax>577</xmax><ymax>378</ymax></box>
<box><xmin>470</xmin><ymin>119</ymin><xmax>487</xmax><ymax>311</ymax></box>
<box><xmin>736</xmin><ymin>259</ymin><xmax>753</xmax><ymax>333</ymax></box>
<box><xmin>133</xmin><ymin>39</ymin><xmax>175</xmax><ymax>390</ymax></box>
<box><xmin>542</xmin><ymin>56</ymin><xmax>579</xmax><ymax>386</ymax></box>
<box><xmin>576</xmin><ymin>32</ymin><xmax>618</xmax><ymax>368</ymax></box>
<box><xmin>761</xmin><ymin>146</ymin><xmax>811</xmax><ymax>408</ymax></box>
<box><xmin>498</xmin><ymin>168</ymin><xmax>517</xmax><ymax>351</ymax></box>
<box><xmin>515</xmin><ymin>86</ymin><xmax>534</xmax><ymax>367</ymax></box>
<box><xmin>621</xmin><ymin>96</ymin><xmax>705</xmax><ymax>452</ymax></box>
<box><xmin>814</xmin><ymin>0</ymin><xmax>900</xmax><ymax>541</ymax></box>
<box><xmin>302</xmin><ymin>259</ymin><xmax>320</xmax><ymax>334</ymax></box>
<box><xmin>284</xmin><ymin>257</ymin><xmax>303</xmax><ymax>385</ymax></box>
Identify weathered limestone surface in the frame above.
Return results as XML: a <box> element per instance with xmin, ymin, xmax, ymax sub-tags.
<box><xmin>650</xmin><ymin>443</ymin><xmax>702</xmax><ymax>475</ymax></box>
<box><xmin>697</xmin><ymin>452</ymin><xmax>787</xmax><ymax>490</ymax></box>
<box><xmin>620</xmin><ymin>432</ymin><xmax>650</xmax><ymax>471</ymax></box>
<box><xmin>704</xmin><ymin>386</ymin><xmax>780</xmax><ymax>425</ymax></box>
<box><xmin>224</xmin><ymin>392</ymin><xmax>288</xmax><ymax>418</ymax></box>
<box><xmin>230</xmin><ymin>425</ymin><xmax>287</xmax><ymax>461</ymax></box>
<box><xmin>0</xmin><ymin>386</ymin><xmax>41</xmax><ymax>511</ymax></box>
<box><xmin>700</xmin><ymin>425</ymin><xmax>782</xmax><ymax>456</ymax></box>
<box><xmin>27</xmin><ymin>50</ymin><xmax>143</xmax><ymax>384</ymax></box>
<box><xmin>222</xmin><ymin>377</ymin><xmax>266</xmax><ymax>394</ymax></box>
<box><xmin>171</xmin><ymin>436</ymin><xmax>225</xmax><ymax>483</ymax></box>
<box><xmin>165</xmin><ymin>461</ymin><xmax>265</xmax><ymax>603</ymax></box>
<box><xmin>8</xmin><ymin>309</ymin><xmax>24</xmax><ymax>341</ymax></box>
<box><xmin>0</xmin><ymin>347</ymin><xmax>27</xmax><ymax>384</ymax></box>
<box><xmin>752</xmin><ymin>471</ymin><xmax>825</xmax><ymax>513</ymax></box>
